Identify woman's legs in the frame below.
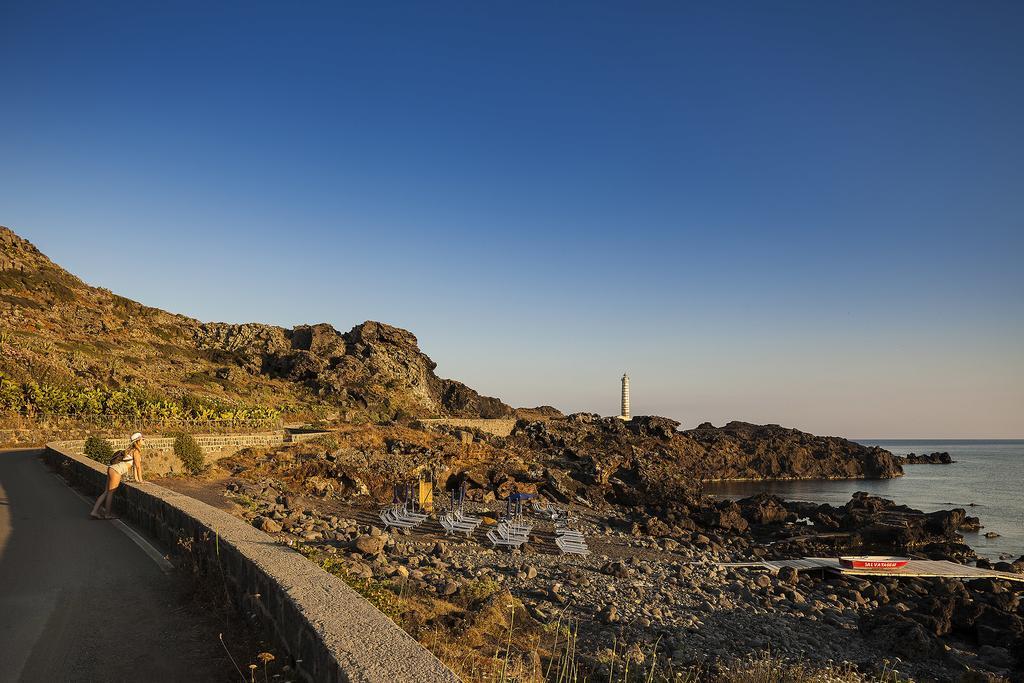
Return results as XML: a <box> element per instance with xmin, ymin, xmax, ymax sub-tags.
<box><xmin>103</xmin><ymin>470</ymin><xmax>121</xmax><ymax>517</ymax></box>
<box><xmin>90</xmin><ymin>468</ymin><xmax>117</xmax><ymax>518</ymax></box>
<box><xmin>89</xmin><ymin>491</ymin><xmax>106</xmax><ymax>517</ymax></box>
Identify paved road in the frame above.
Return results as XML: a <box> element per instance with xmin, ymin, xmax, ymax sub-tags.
<box><xmin>0</xmin><ymin>449</ymin><xmax>236</xmax><ymax>682</ymax></box>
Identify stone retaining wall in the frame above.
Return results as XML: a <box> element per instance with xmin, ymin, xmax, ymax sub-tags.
<box><xmin>48</xmin><ymin>431</ymin><xmax>333</xmax><ymax>477</ymax></box>
<box><xmin>50</xmin><ymin>432</ymin><xmax>287</xmax><ymax>456</ymax></box>
<box><xmin>288</xmin><ymin>431</ymin><xmax>333</xmax><ymax>444</ymax></box>
<box><xmin>43</xmin><ymin>441</ymin><xmax>458</xmax><ymax>683</ymax></box>
<box><xmin>417</xmin><ymin>418</ymin><xmax>518</xmax><ymax>437</ymax></box>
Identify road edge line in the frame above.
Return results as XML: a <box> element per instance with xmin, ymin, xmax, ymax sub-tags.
<box><xmin>65</xmin><ymin>484</ymin><xmax>174</xmax><ymax>573</ymax></box>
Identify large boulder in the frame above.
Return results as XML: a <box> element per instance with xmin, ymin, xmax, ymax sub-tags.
<box><xmin>737</xmin><ymin>493</ymin><xmax>794</xmax><ymax>525</ymax></box>
<box><xmin>354</xmin><ymin>534</ymin><xmax>387</xmax><ymax>556</ymax></box>
<box><xmin>253</xmin><ymin>516</ymin><xmax>282</xmax><ymax>533</ymax></box>
<box><xmin>860</xmin><ymin>607</ymin><xmax>945</xmax><ymax>660</ymax></box>
<box><xmin>700</xmin><ymin>501</ymin><xmax>749</xmax><ymax>533</ymax></box>
<box><xmin>923</xmin><ymin>508</ymin><xmax>968</xmax><ymax>536</ymax></box>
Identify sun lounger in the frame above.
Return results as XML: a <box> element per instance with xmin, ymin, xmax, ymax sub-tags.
<box><xmin>532</xmin><ymin>499</ymin><xmax>557</xmax><ymax>514</ymax></box>
<box><xmin>439</xmin><ymin>514</ymin><xmax>477</xmax><ymax>537</ymax></box>
<box><xmin>379</xmin><ymin>510</ymin><xmax>417</xmax><ymax>529</ymax></box>
<box><xmin>497</xmin><ymin>526</ymin><xmax>531</xmax><ymax>542</ymax></box>
<box><xmin>499</xmin><ymin>518</ymin><xmax>532</xmax><ymax>534</ymax></box>
<box><xmin>379</xmin><ymin>507</ymin><xmax>425</xmax><ymax>529</ymax></box>
<box><xmin>557</xmin><ymin>537</ymin><xmax>586</xmax><ymax>548</ymax></box>
<box><xmin>494</xmin><ymin>524</ymin><xmax>530</xmax><ymax>542</ymax></box>
<box><xmin>487</xmin><ymin>529</ymin><xmax>527</xmax><ymax>548</ymax></box>
<box><xmin>555</xmin><ymin>535</ymin><xmax>590</xmax><ymax>555</ymax></box>
<box><xmin>401</xmin><ymin>509</ymin><xmax>429</xmax><ymax>523</ymax></box>
<box><xmin>453</xmin><ymin>510</ymin><xmax>482</xmax><ymax>525</ymax></box>
<box><xmin>556</xmin><ymin>529</ymin><xmax>585</xmax><ymax>540</ymax></box>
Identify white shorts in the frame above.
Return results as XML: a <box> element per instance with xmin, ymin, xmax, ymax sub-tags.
<box><xmin>110</xmin><ymin>460</ymin><xmax>132</xmax><ymax>476</ymax></box>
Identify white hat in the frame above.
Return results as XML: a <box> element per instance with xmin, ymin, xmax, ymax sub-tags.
<box><xmin>130</xmin><ymin>432</ymin><xmax>143</xmax><ymax>443</ymax></box>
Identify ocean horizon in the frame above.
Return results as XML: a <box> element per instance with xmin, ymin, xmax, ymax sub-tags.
<box><xmin>707</xmin><ymin>439</ymin><xmax>1024</xmax><ymax>561</ymax></box>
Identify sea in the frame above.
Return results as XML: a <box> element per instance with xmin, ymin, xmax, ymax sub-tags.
<box><xmin>705</xmin><ymin>440</ymin><xmax>1024</xmax><ymax>561</ymax></box>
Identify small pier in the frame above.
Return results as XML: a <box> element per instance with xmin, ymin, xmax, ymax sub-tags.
<box><xmin>721</xmin><ymin>557</ymin><xmax>1024</xmax><ymax>583</ymax></box>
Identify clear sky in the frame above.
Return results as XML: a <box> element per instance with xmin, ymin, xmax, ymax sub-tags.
<box><xmin>2</xmin><ymin>2</ymin><xmax>1022</xmax><ymax>438</ymax></box>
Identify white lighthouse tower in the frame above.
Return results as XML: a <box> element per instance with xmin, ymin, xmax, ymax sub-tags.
<box><xmin>619</xmin><ymin>373</ymin><xmax>630</xmax><ymax>420</ymax></box>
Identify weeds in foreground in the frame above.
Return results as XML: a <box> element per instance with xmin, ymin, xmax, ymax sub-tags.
<box><xmin>227</xmin><ymin>492</ymin><xmax>261</xmax><ymax>512</ymax></box>
<box><xmin>176</xmin><ymin>531</ymin><xmax>287</xmax><ymax>682</ymax></box>
<box><xmin>296</xmin><ymin>544</ymin><xmax>910</xmax><ymax>683</ymax></box>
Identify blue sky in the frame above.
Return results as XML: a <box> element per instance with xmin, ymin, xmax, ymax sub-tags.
<box><xmin>1</xmin><ymin>1</ymin><xmax>1022</xmax><ymax>437</ymax></box>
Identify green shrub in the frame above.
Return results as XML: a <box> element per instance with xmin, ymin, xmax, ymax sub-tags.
<box><xmin>461</xmin><ymin>577</ymin><xmax>501</xmax><ymax>604</ymax></box>
<box><xmin>173</xmin><ymin>433</ymin><xmax>204</xmax><ymax>475</ymax></box>
<box><xmin>0</xmin><ymin>375</ymin><xmax>23</xmax><ymax>414</ymax></box>
<box><xmin>83</xmin><ymin>435</ymin><xmax>115</xmax><ymax>464</ymax></box>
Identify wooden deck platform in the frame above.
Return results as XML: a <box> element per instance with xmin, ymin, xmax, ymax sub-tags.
<box><xmin>721</xmin><ymin>557</ymin><xmax>1024</xmax><ymax>583</ymax></box>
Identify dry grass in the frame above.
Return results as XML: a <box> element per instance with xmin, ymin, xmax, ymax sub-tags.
<box><xmin>707</xmin><ymin>655</ymin><xmax>907</xmax><ymax>683</ymax></box>
<box><xmin>296</xmin><ymin>546</ymin><xmax>905</xmax><ymax>683</ymax></box>
<box><xmin>172</xmin><ymin>531</ymin><xmax>289</xmax><ymax>682</ymax></box>
<box><xmin>299</xmin><ymin>545</ymin><xmax>547</xmax><ymax>681</ymax></box>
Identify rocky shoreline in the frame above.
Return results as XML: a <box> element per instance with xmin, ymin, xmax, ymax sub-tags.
<box><xmin>156</xmin><ymin>430</ymin><xmax>1024</xmax><ymax>683</ymax></box>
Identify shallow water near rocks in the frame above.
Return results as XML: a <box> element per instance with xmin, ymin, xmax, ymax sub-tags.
<box><xmin>706</xmin><ymin>440</ymin><xmax>1024</xmax><ymax>561</ymax></box>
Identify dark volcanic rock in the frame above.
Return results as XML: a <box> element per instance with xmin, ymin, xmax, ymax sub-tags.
<box><xmin>737</xmin><ymin>493</ymin><xmax>795</xmax><ymax>525</ymax></box>
<box><xmin>700</xmin><ymin>500</ymin><xmax>750</xmax><ymax>533</ymax></box>
<box><xmin>683</xmin><ymin>421</ymin><xmax>903</xmax><ymax>480</ymax></box>
<box><xmin>626</xmin><ymin>416</ymin><xmax>680</xmax><ymax>440</ymax></box>
<box><xmin>860</xmin><ymin>607</ymin><xmax>946</xmax><ymax>660</ymax></box>
<box><xmin>903</xmin><ymin>451</ymin><xmax>955</xmax><ymax>465</ymax></box>
<box><xmin>438</xmin><ymin>379</ymin><xmax>513</xmax><ymax>419</ymax></box>
<box><xmin>923</xmin><ymin>508</ymin><xmax>970</xmax><ymax>536</ymax></box>
<box><xmin>865</xmin><ymin>577</ymin><xmax>1024</xmax><ymax>676</ymax></box>
<box><xmin>774</xmin><ymin>493</ymin><xmax>981</xmax><ymax>560</ymax></box>
<box><xmin>514</xmin><ymin>406</ymin><xmax>565</xmax><ymax>420</ymax></box>
<box><xmin>200</xmin><ymin>319</ymin><xmax>514</xmax><ymax>419</ymax></box>
<box><xmin>505</xmin><ymin>416</ymin><xmax>908</xmax><ymax>510</ymax></box>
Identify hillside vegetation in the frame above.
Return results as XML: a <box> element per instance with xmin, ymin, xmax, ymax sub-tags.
<box><xmin>0</xmin><ymin>225</ymin><xmax>510</xmax><ymax>425</ymax></box>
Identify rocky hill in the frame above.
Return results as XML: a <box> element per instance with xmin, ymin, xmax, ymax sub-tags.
<box><xmin>488</xmin><ymin>414</ymin><xmax>902</xmax><ymax>508</ymax></box>
<box><xmin>0</xmin><ymin>225</ymin><xmax>510</xmax><ymax>420</ymax></box>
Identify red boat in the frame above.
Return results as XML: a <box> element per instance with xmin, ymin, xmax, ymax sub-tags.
<box><xmin>840</xmin><ymin>556</ymin><xmax>911</xmax><ymax>569</ymax></box>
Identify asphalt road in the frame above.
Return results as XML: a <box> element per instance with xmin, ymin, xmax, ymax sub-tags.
<box><xmin>0</xmin><ymin>449</ymin><xmax>238</xmax><ymax>682</ymax></box>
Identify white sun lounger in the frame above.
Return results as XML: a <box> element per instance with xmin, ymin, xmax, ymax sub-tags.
<box><xmin>499</xmin><ymin>519</ymin><xmax>532</xmax><ymax>535</ymax></box>
<box><xmin>555</xmin><ymin>535</ymin><xmax>590</xmax><ymax>555</ymax></box>
<box><xmin>401</xmin><ymin>509</ymin><xmax>429</xmax><ymax>523</ymax></box>
<box><xmin>379</xmin><ymin>508</ymin><xmax>423</xmax><ymax>529</ymax></box>
<box><xmin>493</xmin><ymin>524</ymin><xmax>530</xmax><ymax>542</ymax></box>
<box><xmin>379</xmin><ymin>511</ymin><xmax>417</xmax><ymax>529</ymax></box>
<box><xmin>453</xmin><ymin>510</ymin><xmax>482</xmax><ymax>525</ymax></box>
<box><xmin>487</xmin><ymin>529</ymin><xmax>527</xmax><ymax>548</ymax></box>
<box><xmin>557</xmin><ymin>529</ymin><xmax>585</xmax><ymax>540</ymax></box>
<box><xmin>439</xmin><ymin>514</ymin><xmax>477</xmax><ymax>537</ymax></box>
